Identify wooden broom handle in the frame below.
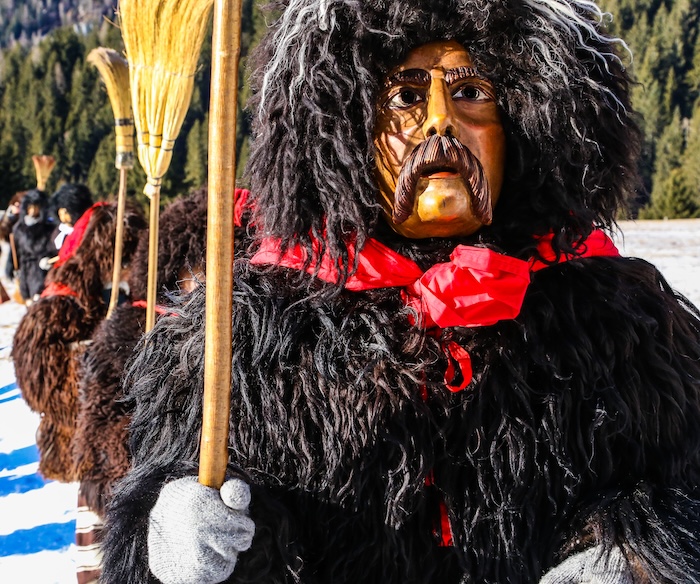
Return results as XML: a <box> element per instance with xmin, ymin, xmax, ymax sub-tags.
<box><xmin>9</xmin><ymin>233</ymin><xmax>18</xmax><ymax>271</ymax></box>
<box><xmin>199</xmin><ymin>0</ymin><xmax>242</xmax><ymax>489</ymax></box>
<box><xmin>145</xmin><ymin>188</ymin><xmax>160</xmax><ymax>332</ymax></box>
<box><xmin>106</xmin><ymin>167</ymin><xmax>128</xmax><ymax>320</ymax></box>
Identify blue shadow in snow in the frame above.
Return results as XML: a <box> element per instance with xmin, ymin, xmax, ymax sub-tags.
<box><xmin>0</xmin><ymin>520</ymin><xmax>75</xmax><ymax>556</ymax></box>
<box><xmin>0</xmin><ymin>392</ymin><xmax>20</xmax><ymax>405</ymax></box>
<box><xmin>0</xmin><ymin>381</ymin><xmax>18</xmax><ymax>397</ymax></box>
<box><xmin>0</xmin><ymin>382</ymin><xmax>19</xmax><ymax>404</ymax></box>
<box><xmin>0</xmin><ymin>471</ymin><xmax>47</xmax><ymax>497</ymax></box>
<box><xmin>0</xmin><ymin>444</ymin><xmax>39</xmax><ymax>473</ymax></box>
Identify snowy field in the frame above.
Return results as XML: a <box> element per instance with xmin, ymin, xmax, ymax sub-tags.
<box><xmin>0</xmin><ymin>220</ymin><xmax>699</xmax><ymax>582</ymax></box>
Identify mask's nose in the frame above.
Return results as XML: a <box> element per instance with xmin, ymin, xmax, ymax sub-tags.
<box><xmin>422</xmin><ymin>74</ymin><xmax>456</xmax><ymax>139</ymax></box>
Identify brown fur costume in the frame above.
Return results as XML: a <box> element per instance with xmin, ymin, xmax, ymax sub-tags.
<box><xmin>12</xmin><ymin>201</ymin><xmax>146</xmax><ymax>482</ymax></box>
<box><xmin>74</xmin><ymin>187</ymin><xmax>252</xmax><ymax>515</ymax></box>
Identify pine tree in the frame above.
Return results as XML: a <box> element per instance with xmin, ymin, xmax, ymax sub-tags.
<box><xmin>640</xmin><ymin>167</ymin><xmax>700</xmax><ymax>218</ymax></box>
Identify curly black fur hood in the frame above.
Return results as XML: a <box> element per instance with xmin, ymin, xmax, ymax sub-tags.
<box><xmin>246</xmin><ymin>0</ymin><xmax>641</xmax><ymax>264</ymax></box>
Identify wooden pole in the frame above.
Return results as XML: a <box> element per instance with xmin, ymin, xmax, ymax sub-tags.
<box><xmin>145</xmin><ymin>188</ymin><xmax>161</xmax><ymax>332</ymax></box>
<box><xmin>106</xmin><ymin>166</ymin><xmax>129</xmax><ymax>319</ymax></box>
<box><xmin>198</xmin><ymin>0</ymin><xmax>242</xmax><ymax>489</ymax></box>
<box><xmin>87</xmin><ymin>47</ymin><xmax>135</xmax><ymax>321</ymax></box>
<box><xmin>9</xmin><ymin>233</ymin><xmax>18</xmax><ymax>271</ymax></box>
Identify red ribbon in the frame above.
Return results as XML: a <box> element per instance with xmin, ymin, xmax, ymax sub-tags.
<box><xmin>131</xmin><ymin>299</ymin><xmax>178</xmax><ymax>317</ymax></box>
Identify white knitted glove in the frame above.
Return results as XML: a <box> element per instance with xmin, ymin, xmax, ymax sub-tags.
<box><xmin>539</xmin><ymin>545</ymin><xmax>635</xmax><ymax>584</ymax></box>
<box><xmin>148</xmin><ymin>475</ymin><xmax>255</xmax><ymax>584</ymax></box>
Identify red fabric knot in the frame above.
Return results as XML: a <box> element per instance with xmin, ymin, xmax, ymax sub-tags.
<box><xmin>250</xmin><ymin>229</ymin><xmax>620</xmax><ymax>393</ymax></box>
<box><xmin>54</xmin><ymin>202</ymin><xmax>110</xmax><ymax>268</ymax></box>
<box><xmin>40</xmin><ymin>282</ymin><xmax>78</xmax><ymax>299</ymax></box>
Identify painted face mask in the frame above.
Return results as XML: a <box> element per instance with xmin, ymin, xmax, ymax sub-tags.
<box><xmin>374</xmin><ymin>40</ymin><xmax>506</xmax><ymax>239</ymax></box>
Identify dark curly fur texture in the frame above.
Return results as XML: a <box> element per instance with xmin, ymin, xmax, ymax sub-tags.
<box><xmin>12</xmin><ymin>201</ymin><xmax>146</xmax><ymax>482</ymax></box>
<box><xmin>100</xmin><ymin>1</ymin><xmax>700</xmax><ymax>583</ymax></box>
<box><xmin>74</xmin><ymin>188</ymin><xmax>252</xmax><ymax>516</ymax></box>
<box><xmin>75</xmin><ymin>303</ymin><xmax>145</xmax><ymax>513</ymax></box>
<box><xmin>128</xmin><ymin>186</ymin><xmax>209</xmax><ymax>301</ymax></box>
<box><xmin>103</xmin><ymin>256</ymin><xmax>700</xmax><ymax>583</ymax></box>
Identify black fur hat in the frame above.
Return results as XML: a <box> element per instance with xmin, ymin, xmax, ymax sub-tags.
<box><xmin>246</xmin><ymin>0</ymin><xmax>642</xmax><ymax>260</ymax></box>
<box><xmin>50</xmin><ymin>183</ymin><xmax>94</xmax><ymax>225</ymax></box>
<box><xmin>19</xmin><ymin>188</ymin><xmax>50</xmax><ymax>222</ymax></box>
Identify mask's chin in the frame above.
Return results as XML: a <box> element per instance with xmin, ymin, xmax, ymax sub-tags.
<box><xmin>383</xmin><ymin>178</ymin><xmax>490</xmax><ymax>239</ymax></box>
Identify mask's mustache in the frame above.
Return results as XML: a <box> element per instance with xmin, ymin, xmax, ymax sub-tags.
<box><xmin>392</xmin><ymin>134</ymin><xmax>492</xmax><ymax>225</ymax></box>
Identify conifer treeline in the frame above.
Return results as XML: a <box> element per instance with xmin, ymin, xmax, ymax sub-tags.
<box><xmin>1</xmin><ymin>0</ymin><xmax>700</xmax><ymax>217</ymax></box>
<box><xmin>603</xmin><ymin>0</ymin><xmax>700</xmax><ymax>217</ymax></box>
<box><xmin>0</xmin><ymin>0</ymin><xmax>263</xmax><ymax>208</ymax></box>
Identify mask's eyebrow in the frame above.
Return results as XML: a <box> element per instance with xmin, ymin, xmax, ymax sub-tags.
<box><xmin>385</xmin><ymin>66</ymin><xmax>489</xmax><ymax>89</ymax></box>
<box><xmin>384</xmin><ymin>69</ymin><xmax>431</xmax><ymax>88</ymax></box>
<box><xmin>444</xmin><ymin>66</ymin><xmax>485</xmax><ymax>85</ymax></box>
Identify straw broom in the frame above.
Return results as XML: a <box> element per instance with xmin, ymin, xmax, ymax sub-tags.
<box><xmin>87</xmin><ymin>47</ymin><xmax>134</xmax><ymax>320</ymax></box>
<box><xmin>198</xmin><ymin>0</ymin><xmax>242</xmax><ymax>489</ymax></box>
<box><xmin>32</xmin><ymin>155</ymin><xmax>56</xmax><ymax>191</ymax></box>
<box><xmin>119</xmin><ymin>0</ymin><xmax>214</xmax><ymax>332</ymax></box>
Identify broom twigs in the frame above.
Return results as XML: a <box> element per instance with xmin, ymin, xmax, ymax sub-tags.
<box><xmin>199</xmin><ymin>0</ymin><xmax>242</xmax><ymax>490</ymax></box>
<box><xmin>87</xmin><ymin>47</ymin><xmax>134</xmax><ymax>320</ymax></box>
<box><xmin>119</xmin><ymin>0</ymin><xmax>214</xmax><ymax>332</ymax></box>
<box><xmin>32</xmin><ymin>155</ymin><xmax>56</xmax><ymax>191</ymax></box>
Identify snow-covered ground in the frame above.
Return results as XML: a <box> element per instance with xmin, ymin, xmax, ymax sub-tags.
<box><xmin>0</xmin><ymin>220</ymin><xmax>699</xmax><ymax>582</ymax></box>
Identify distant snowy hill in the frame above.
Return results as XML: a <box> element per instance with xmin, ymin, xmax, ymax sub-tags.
<box><xmin>0</xmin><ymin>0</ymin><xmax>114</xmax><ymax>48</ymax></box>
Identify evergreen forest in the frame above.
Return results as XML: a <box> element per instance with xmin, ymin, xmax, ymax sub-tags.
<box><xmin>0</xmin><ymin>0</ymin><xmax>699</xmax><ymax>219</ymax></box>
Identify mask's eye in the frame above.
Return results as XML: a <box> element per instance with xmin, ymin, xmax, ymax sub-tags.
<box><xmin>385</xmin><ymin>88</ymin><xmax>425</xmax><ymax>109</ymax></box>
<box><xmin>452</xmin><ymin>83</ymin><xmax>493</xmax><ymax>102</ymax></box>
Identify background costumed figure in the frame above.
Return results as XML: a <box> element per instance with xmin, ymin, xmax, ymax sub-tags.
<box><xmin>47</xmin><ymin>183</ymin><xmax>94</xmax><ymax>259</ymax></box>
<box><xmin>73</xmin><ymin>185</ymin><xmax>252</xmax><ymax>520</ymax></box>
<box><xmin>12</xmin><ymin>200</ymin><xmax>146</xmax><ymax>482</ymax></box>
<box><xmin>11</xmin><ymin>200</ymin><xmax>146</xmax><ymax>583</ymax></box>
<box><xmin>102</xmin><ymin>1</ymin><xmax>700</xmax><ymax>583</ymax></box>
<box><xmin>11</xmin><ymin>189</ymin><xmax>55</xmax><ymax>303</ymax></box>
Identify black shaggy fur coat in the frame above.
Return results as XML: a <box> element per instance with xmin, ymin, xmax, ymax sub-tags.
<box><xmin>12</xmin><ymin>216</ymin><xmax>54</xmax><ymax>300</ymax></box>
<box><xmin>103</xmin><ymin>240</ymin><xmax>700</xmax><ymax>583</ymax></box>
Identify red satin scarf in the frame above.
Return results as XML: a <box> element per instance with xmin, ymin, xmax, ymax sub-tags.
<box><xmin>250</xmin><ymin>230</ymin><xmax>619</xmax><ymax>390</ymax></box>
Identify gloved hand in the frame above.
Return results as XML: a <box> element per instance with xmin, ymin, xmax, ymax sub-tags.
<box><xmin>148</xmin><ymin>475</ymin><xmax>255</xmax><ymax>584</ymax></box>
<box><xmin>39</xmin><ymin>257</ymin><xmax>52</xmax><ymax>271</ymax></box>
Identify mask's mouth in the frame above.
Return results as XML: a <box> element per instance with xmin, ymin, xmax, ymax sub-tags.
<box><xmin>393</xmin><ymin>134</ymin><xmax>492</xmax><ymax>226</ymax></box>
<box><xmin>422</xmin><ymin>166</ymin><xmax>460</xmax><ymax>179</ymax></box>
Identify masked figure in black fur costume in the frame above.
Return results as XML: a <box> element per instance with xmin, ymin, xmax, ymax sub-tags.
<box><xmin>48</xmin><ymin>183</ymin><xmax>94</xmax><ymax>258</ymax></box>
<box><xmin>11</xmin><ymin>188</ymin><xmax>55</xmax><ymax>303</ymax></box>
<box><xmin>12</xmin><ymin>201</ymin><xmax>146</xmax><ymax>484</ymax></box>
<box><xmin>102</xmin><ymin>1</ymin><xmax>700</xmax><ymax>583</ymax></box>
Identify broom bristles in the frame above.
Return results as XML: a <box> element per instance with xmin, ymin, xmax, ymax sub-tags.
<box><xmin>32</xmin><ymin>155</ymin><xmax>56</xmax><ymax>191</ymax></box>
<box><xmin>119</xmin><ymin>0</ymin><xmax>214</xmax><ymax>197</ymax></box>
<box><xmin>87</xmin><ymin>47</ymin><xmax>135</xmax><ymax>170</ymax></box>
